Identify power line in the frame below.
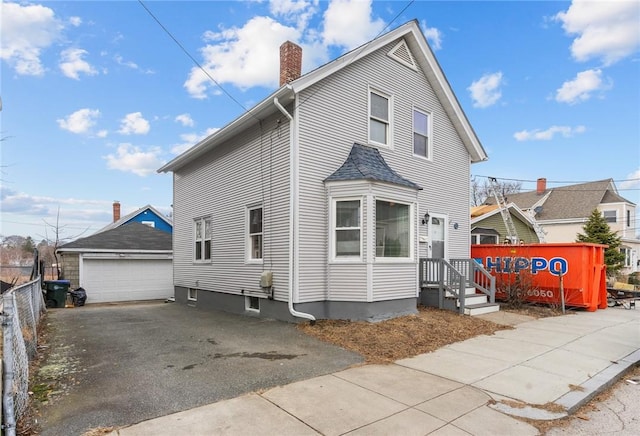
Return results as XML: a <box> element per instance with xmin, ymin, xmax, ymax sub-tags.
<box><xmin>472</xmin><ymin>175</ymin><xmax>640</xmax><ymax>184</ymax></box>
<box><xmin>137</xmin><ymin>0</ymin><xmax>259</xmax><ymax>121</ymax></box>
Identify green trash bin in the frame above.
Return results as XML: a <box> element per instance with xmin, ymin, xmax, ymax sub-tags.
<box><xmin>44</xmin><ymin>280</ymin><xmax>71</xmax><ymax>308</ymax></box>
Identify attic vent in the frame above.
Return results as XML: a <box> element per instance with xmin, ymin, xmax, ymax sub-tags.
<box><xmin>388</xmin><ymin>39</ymin><xmax>417</xmax><ymax>70</ymax></box>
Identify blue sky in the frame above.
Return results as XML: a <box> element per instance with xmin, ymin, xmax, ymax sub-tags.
<box><xmin>1</xmin><ymin>0</ymin><xmax>639</xmax><ymax>239</ymax></box>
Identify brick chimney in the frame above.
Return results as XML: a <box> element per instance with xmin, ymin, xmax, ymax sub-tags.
<box><xmin>536</xmin><ymin>178</ymin><xmax>547</xmax><ymax>195</ymax></box>
<box><xmin>279</xmin><ymin>41</ymin><xmax>302</xmax><ymax>86</ymax></box>
<box><xmin>113</xmin><ymin>201</ymin><xmax>121</xmax><ymax>222</ymax></box>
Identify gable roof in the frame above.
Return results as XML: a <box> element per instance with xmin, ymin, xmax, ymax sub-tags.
<box><xmin>95</xmin><ymin>204</ymin><xmax>172</xmax><ymax>235</ymax></box>
<box><xmin>58</xmin><ymin>222</ymin><xmax>172</xmax><ymax>252</ymax></box>
<box><xmin>325</xmin><ymin>143</ymin><xmax>421</xmax><ymax>190</ymax></box>
<box><xmin>471</xmin><ymin>203</ymin><xmax>535</xmax><ymax>227</ymax></box>
<box><xmin>158</xmin><ymin>20</ymin><xmax>487</xmax><ymax>174</ymax></box>
<box><xmin>488</xmin><ymin>179</ymin><xmax>634</xmax><ymax>221</ymax></box>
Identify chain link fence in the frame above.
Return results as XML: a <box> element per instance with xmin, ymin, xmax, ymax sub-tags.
<box><xmin>2</xmin><ymin>277</ymin><xmax>46</xmax><ymax>436</ymax></box>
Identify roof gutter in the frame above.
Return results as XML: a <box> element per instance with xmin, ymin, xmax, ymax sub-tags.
<box><xmin>274</xmin><ymin>96</ymin><xmax>316</xmax><ymax>324</ymax></box>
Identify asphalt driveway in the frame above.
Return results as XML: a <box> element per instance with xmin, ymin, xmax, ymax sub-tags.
<box><xmin>37</xmin><ymin>301</ymin><xmax>363</xmax><ymax>435</ymax></box>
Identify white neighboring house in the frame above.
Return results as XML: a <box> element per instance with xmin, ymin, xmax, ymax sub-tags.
<box><xmin>494</xmin><ymin>178</ymin><xmax>639</xmax><ymax>275</ymax></box>
<box><xmin>158</xmin><ymin>20</ymin><xmax>490</xmax><ymax>321</ymax></box>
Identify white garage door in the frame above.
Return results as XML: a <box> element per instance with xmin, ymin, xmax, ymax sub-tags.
<box><xmin>82</xmin><ymin>258</ymin><xmax>173</xmax><ymax>303</ymax></box>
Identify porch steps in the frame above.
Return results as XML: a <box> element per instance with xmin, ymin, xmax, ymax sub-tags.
<box><xmin>451</xmin><ymin>287</ymin><xmax>500</xmax><ymax>316</ymax></box>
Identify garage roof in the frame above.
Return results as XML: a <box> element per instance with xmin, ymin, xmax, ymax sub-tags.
<box><xmin>58</xmin><ymin>222</ymin><xmax>172</xmax><ymax>253</ymax></box>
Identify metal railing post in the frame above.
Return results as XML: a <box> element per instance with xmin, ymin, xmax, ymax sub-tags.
<box><xmin>2</xmin><ymin>294</ymin><xmax>17</xmax><ymax>436</ymax></box>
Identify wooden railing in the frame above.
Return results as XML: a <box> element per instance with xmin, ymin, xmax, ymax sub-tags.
<box><xmin>419</xmin><ymin>258</ymin><xmax>496</xmax><ymax>314</ymax></box>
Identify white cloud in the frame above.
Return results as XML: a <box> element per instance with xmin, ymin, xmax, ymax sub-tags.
<box><xmin>468</xmin><ymin>72</ymin><xmax>503</xmax><ymax>108</ymax></box>
<box><xmin>420</xmin><ymin>20</ymin><xmax>443</xmax><ymax>51</ymax></box>
<box><xmin>59</xmin><ymin>48</ymin><xmax>98</xmax><ymax>79</ymax></box>
<box><xmin>0</xmin><ymin>2</ymin><xmax>63</xmax><ymax>76</ymax></box>
<box><xmin>513</xmin><ymin>125</ymin><xmax>586</xmax><ymax>141</ymax></box>
<box><xmin>555</xmin><ymin>0</ymin><xmax>640</xmax><ymax>66</ymax></box>
<box><xmin>171</xmin><ymin>128</ymin><xmax>220</xmax><ymax>155</ymax></box>
<box><xmin>184</xmin><ymin>16</ymin><xmax>300</xmax><ymax>98</ymax></box>
<box><xmin>118</xmin><ymin>112</ymin><xmax>150</xmax><ymax>135</ymax></box>
<box><xmin>620</xmin><ymin>168</ymin><xmax>640</xmax><ymax>190</ymax></box>
<box><xmin>69</xmin><ymin>16</ymin><xmax>82</xmax><ymax>27</ymax></box>
<box><xmin>103</xmin><ymin>143</ymin><xmax>163</xmax><ymax>177</ymax></box>
<box><xmin>322</xmin><ymin>0</ymin><xmax>385</xmax><ymax>49</ymax></box>
<box><xmin>270</xmin><ymin>0</ymin><xmax>319</xmax><ymax>30</ymax></box>
<box><xmin>175</xmin><ymin>113</ymin><xmax>195</xmax><ymax>127</ymax></box>
<box><xmin>555</xmin><ymin>68</ymin><xmax>609</xmax><ymax>104</ymax></box>
<box><xmin>96</xmin><ymin>130</ymin><xmax>108</xmax><ymax>138</ymax></box>
<box><xmin>57</xmin><ymin>108</ymin><xmax>101</xmax><ymax>134</ymax></box>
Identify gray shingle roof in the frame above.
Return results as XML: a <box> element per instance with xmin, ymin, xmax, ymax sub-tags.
<box><xmin>58</xmin><ymin>222</ymin><xmax>172</xmax><ymax>251</ymax></box>
<box><xmin>490</xmin><ymin>179</ymin><xmax>632</xmax><ymax>221</ymax></box>
<box><xmin>324</xmin><ymin>143</ymin><xmax>422</xmax><ymax>190</ymax></box>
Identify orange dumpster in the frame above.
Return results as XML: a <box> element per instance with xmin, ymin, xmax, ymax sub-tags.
<box><xmin>471</xmin><ymin>243</ymin><xmax>608</xmax><ymax>311</ymax></box>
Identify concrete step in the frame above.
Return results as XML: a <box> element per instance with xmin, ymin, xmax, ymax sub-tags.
<box><xmin>455</xmin><ymin>294</ymin><xmax>489</xmax><ymax>307</ymax></box>
<box><xmin>444</xmin><ymin>287</ymin><xmax>478</xmax><ymax>297</ymax></box>
<box><xmin>464</xmin><ymin>302</ymin><xmax>500</xmax><ymax>316</ymax></box>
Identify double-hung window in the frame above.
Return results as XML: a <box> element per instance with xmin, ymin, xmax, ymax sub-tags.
<box><xmin>413</xmin><ymin>108</ymin><xmax>431</xmax><ymax>159</ymax></box>
<box><xmin>248</xmin><ymin>206</ymin><xmax>263</xmax><ymax>261</ymax></box>
<box><xmin>603</xmin><ymin>210</ymin><xmax>616</xmax><ymax>223</ymax></box>
<box><xmin>376</xmin><ymin>200</ymin><xmax>411</xmax><ymax>258</ymax></box>
<box><xmin>369</xmin><ymin>89</ymin><xmax>391</xmax><ymax>146</ymax></box>
<box><xmin>334</xmin><ymin>200</ymin><xmax>361</xmax><ymax>258</ymax></box>
<box><xmin>194</xmin><ymin>217</ymin><xmax>212</xmax><ymax>262</ymax></box>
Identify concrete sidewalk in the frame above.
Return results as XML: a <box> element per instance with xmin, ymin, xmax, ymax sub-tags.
<box><xmin>111</xmin><ymin>307</ymin><xmax>639</xmax><ymax>436</ymax></box>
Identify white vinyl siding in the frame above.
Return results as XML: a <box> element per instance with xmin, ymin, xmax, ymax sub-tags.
<box><xmin>171</xmin><ymin>112</ymin><xmax>290</xmax><ymax>301</ymax></box>
<box><xmin>296</xmin><ymin>37</ymin><xmax>472</xmax><ymax>304</ymax></box>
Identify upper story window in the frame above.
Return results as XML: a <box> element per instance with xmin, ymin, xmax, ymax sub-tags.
<box><xmin>248</xmin><ymin>206</ymin><xmax>263</xmax><ymax>261</ymax></box>
<box><xmin>413</xmin><ymin>108</ymin><xmax>431</xmax><ymax>159</ymax></box>
<box><xmin>334</xmin><ymin>199</ymin><xmax>361</xmax><ymax>259</ymax></box>
<box><xmin>376</xmin><ymin>200</ymin><xmax>412</xmax><ymax>259</ymax></box>
<box><xmin>627</xmin><ymin>210</ymin><xmax>631</xmax><ymax>227</ymax></box>
<box><xmin>369</xmin><ymin>88</ymin><xmax>392</xmax><ymax>147</ymax></box>
<box><xmin>194</xmin><ymin>217</ymin><xmax>211</xmax><ymax>262</ymax></box>
<box><xmin>602</xmin><ymin>210</ymin><xmax>616</xmax><ymax>223</ymax></box>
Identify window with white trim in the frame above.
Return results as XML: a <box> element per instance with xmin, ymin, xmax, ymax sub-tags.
<box><xmin>621</xmin><ymin>247</ymin><xmax>632</xmax><ymax>268</ymax></box>
<box><xmin>413</xmin><ymin>108</ymin><xmax>431</xmax><ymax>159</ymax></box>
<box><xmin>603</xmin><ymin>210</ymin><xmax>616</xmax><ymax>223</ymax></box>
<box><xmin>627</xmin><ymin>210</ymin><xmax>631</xmax><ymax>227</ymax></box>
<box><xmin>194</xmin><ymin>217</ymin><xmax>211</xmax><ymax>262</ymax></box>
<box><xmin>369</xmin><ymin>89</ymin><xmax>391</xmax><ymax>146</ymax></box>
<box><xmin>376</xmin><ymin>200</ymin><xmax>411</xmax><ymax>258</ymax></box>
<box><xmin>248</xmin><ymin>206</ymin><xmax>263</xmax><ymax>261</ymax></box>
<box><xmin>334</xmin><ymin>199</ymin><xmax>361</xmax><ymax>258</ymax></box>
<box><xmin>472</xmin><ymin>234</ymin><xmax>499</xmax><ymax>245</ymax></box>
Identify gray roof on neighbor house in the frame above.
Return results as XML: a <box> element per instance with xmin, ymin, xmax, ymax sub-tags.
<box><xmin>58</xmin><ymin>222</ymin><xmax>172</xmax><ymax>252</ymax></box>
<box><xmin>489</xmin><ymin>179</ymin><xmax>632</xmax><ymax>221</ymax></box>
<box><xmin>324</xmin><ymin>143</ymin><xmax>422</xmax><ymax>190</ymax></box>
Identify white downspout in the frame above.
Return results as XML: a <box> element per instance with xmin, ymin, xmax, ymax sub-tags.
<box><xmin>274</xmin><ymin>97</ymin><xmax>316</xmax><ymax>323</ymax></box>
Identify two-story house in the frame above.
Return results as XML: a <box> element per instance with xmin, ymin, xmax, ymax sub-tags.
<box><xmin>491</xmin><ymin>178</ymin><xmax>639</xmax><ymax>276</ymax></box>
<box><xmin>158</xmin><ymin>20</ymin><xmax>489</xmax><ymax>322</ymax></box>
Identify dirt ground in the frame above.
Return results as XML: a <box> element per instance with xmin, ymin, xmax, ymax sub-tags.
<box><xmin>296</xmin><ymin>304</ymin><xmax>560</xmax><ymax>364</ymax></box>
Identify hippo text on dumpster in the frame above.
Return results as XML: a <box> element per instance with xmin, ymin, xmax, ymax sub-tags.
<box><xmin>475</xmin><ymin>256</ymin><xmax>569</xmax><ymax>276</ymax></box>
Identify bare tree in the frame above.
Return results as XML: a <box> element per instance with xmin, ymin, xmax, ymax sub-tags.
<box><xmin>39</xmin><ymin>207</ymin><xmax>90</xmax><ymax>279</ymax></box>
<box><xmin>471</xmin><ymin>177</ymin><xmax>522</xmax><ymax>206</ymax></box>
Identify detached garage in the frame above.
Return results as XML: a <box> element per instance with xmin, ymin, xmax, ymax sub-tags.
<box><xmin>58</xmin><ymin>222</ymin><xmax>173</xmax><ymax>304</ymax></box>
